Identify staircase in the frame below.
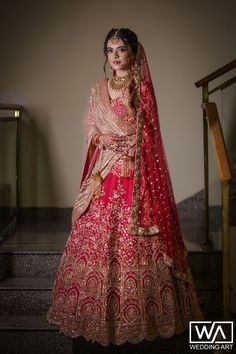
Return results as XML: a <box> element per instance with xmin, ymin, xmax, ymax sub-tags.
<box><xmin>0</xmin><ymin>215</ymin><xmax>223</xmax><ymax>354</ymax></box>
<box><xmin>0</xmin><ymin>251</ymin><xmax>72</xmax><ymax>354</ymax></box>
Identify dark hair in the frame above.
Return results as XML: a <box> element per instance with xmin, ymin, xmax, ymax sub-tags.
<box><xmin>103</xmin><ymin>28</ymin><xmax>138</xmax><ymax>75</ymax></box>
<box><xmin>103</xmin><ymin>28</ymin><xmax>138</xmax><ymax>56</ymax></box>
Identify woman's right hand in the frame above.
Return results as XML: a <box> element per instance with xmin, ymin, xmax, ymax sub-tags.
<box><xmin>99</xmin><ymin>133</ymin><xmax>127</xmax><ymax>152</ymax></box>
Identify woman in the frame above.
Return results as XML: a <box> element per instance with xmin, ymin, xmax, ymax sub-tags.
<box><xmin>47</xmin><ymin>28</ymin><xmax>203</xmax><ymax>346</ymax></box>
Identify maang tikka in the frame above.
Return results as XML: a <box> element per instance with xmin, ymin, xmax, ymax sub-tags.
<box><xmin>110</xmin><ymin>29</ymin><xmax>120</xmax><ymax>44</ymax></box>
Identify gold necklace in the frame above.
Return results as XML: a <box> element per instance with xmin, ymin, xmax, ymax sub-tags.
<box><xmin>110</xmin><ymin>74</ymin><xmax>131</xmax><ymax>91</ymax></box>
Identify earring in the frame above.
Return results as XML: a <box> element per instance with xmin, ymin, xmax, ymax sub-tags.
<box><xmin>109</xmin><ymin>65</ymin><xmax>113</xmax><ymax>73</ymax></box>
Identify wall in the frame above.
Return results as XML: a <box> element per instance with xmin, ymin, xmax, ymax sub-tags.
<box><xmin>0</xmin><ymin>0</ymin><xmax>236</xmax><ymax>207</ymax></box>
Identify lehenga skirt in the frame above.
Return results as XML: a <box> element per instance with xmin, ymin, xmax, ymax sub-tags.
<box><xmin>47</xmin><ymin>160</ymin><xmax>203</xmax><ymax>346</ymax></box>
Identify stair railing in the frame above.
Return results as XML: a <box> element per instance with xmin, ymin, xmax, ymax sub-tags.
<box><xmin>0</xmin><ymin>104</ymin><xmax>22</xmax><ymax>235</ymax></box>
<box><xmin>195</xmin><ymin>59</ymin><xmax>236</xmax><ymax>319</ymax></box>
<box><xmin>202</xmin><ymin>102</ymin><xmax>232</xmax><ymax>320</ymax></box>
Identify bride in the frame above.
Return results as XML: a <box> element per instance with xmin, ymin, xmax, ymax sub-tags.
<box><xmin>47</xmin><ymin>28</ymin><xmax>203</xmax><ymax>346</ymax></box>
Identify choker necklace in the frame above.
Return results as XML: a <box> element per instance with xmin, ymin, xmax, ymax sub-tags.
<box><xmin>110</xmin><ymin>74</ymin><xmax>131</xmax><ymax>91</ymax></box>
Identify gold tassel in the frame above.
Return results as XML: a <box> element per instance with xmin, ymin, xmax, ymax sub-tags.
<box><xmin>120</xmin><ymin>155</ymin><xmax>134</xmax><ymax>177</ymax></box>
<box><xmin>90</xmin><ymin>172</ymin><xmax>102</xmax><ymax>198</ymax></box>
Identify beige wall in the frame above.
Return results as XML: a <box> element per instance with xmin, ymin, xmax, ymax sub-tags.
<box><xmin>0</xmin><ymin>0</ymin><xmax>236</xmax><ymax>207</ymax></box>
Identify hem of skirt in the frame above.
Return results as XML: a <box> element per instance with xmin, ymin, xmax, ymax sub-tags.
<box><xmin>46</xmin><ymin>315</ymin><xmax>190</xmax><ymax>347</ymax></box>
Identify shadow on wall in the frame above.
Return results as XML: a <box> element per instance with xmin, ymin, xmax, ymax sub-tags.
<box><xmin>20</xmin><ymin>107</ymin><xmax>57</xmax><ymax>208</ymax></box>
<box><xmin>0</xmin><ymin>120</ymin><xmax>17</xmax><ymax>228</ymax></box>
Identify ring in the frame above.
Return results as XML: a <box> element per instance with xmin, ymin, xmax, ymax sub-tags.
<box><xmin>111</xmin><ymin>142</ymin><xmax>118</xmax><ymax>150</ymax></box>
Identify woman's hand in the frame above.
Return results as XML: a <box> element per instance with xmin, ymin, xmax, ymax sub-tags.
<box><xmin>93</xmin><ymin>133</ymin><xmax>136</xmax><ymax>154</ymax></box>
<box><xmin>98</xmin><ymin>133</ymin><xmax>127</xmax><ymax>152</ymax></box>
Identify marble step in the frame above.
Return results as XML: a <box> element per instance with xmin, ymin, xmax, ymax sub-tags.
<box><xmin>0</xmin><ymin>276</ymin><xmax>221</xmax><ymax>319</ymax></box>
<box><xmin>0</xmin><ymin>252</ymin><xmax>62</xmax><ymax>279</ymax></box>
<box><xmin>0</xmin><ymin>277</ymin><xmax>53</xmax><ymax>315</ymax></box>
<box><xmin>0</xmin><ymin>315</ymin><xmax>72</xmax><ymax>354</ymax></box>
<box><xmin>0</xmin><ymin>314</ymin><xmax>55</xmax><ymax>330</ymax></box>
<box><xmin>0</xmin><ymin>250</ymin><xmax>222</xmax><ymax>279</ymax></box>
<box><xmin>0</xmin><ymin>276</ymin><xmax>53</xmax><ymax>289</ymax></box>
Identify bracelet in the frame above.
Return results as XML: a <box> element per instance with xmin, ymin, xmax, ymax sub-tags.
<box><xmin>94</xmin><ymin>134</ymin><xmax>105</xmax><ymax>150</ymax></box>
<box><xmin>124</xmin><ymin>110</ymin><xmax>136</xmax><ymax>122</ymax></box>
<box><xmin>92</xmin><ymin>134</ymin><xmax>100</xmax><ymax>145</ymax></box>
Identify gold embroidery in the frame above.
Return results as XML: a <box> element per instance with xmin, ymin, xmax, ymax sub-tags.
<box><xmin>128</xmin><ymin>45</ymin><xmax>158</xmax><ymax>236</ymax></box>
<box><xmin>90</xmin><ymin>172</ymin><xmax>103</xmax><ymax>197</ymax></box>
<box><xmin>48</xmin><ymin>179</ymin><xmax>203</xmax><ymax>345</ymax></box>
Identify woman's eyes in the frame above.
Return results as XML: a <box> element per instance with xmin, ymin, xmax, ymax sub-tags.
<box><xmin>107</xmin><ymin>48</ymin><xmax>127</xmax><ymax>54</ymax></box>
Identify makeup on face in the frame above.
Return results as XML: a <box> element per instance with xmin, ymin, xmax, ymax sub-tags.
<box><xmin>106</xmin><ymin>38</ymin><xmax>132</xmax><ymax>72</ymax></box>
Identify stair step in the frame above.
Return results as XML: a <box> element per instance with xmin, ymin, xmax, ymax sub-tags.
<box><xmin>0</xmin><ymin>250</ymin><xmax>223</xmax><ymax>319</ymax></box>
<box><xmin>0</xmin><ymin>293</ymin><xmax>51</xmax><ymax>316</ymax></box>
<box><xmin>0</xmin><ymin>315</ymin><xmax>214</xmax><ymax>354</ymax></box>
<box><xmin>0</xmin><ymin>314</ymin><xmax>55</xmax><ymax>331</ymax></box>
<box><xmin>0</xmin><ymin>326</ymin><xmax>72</xmax><ymax>354</ymax></box>
<box><xmin>0</xmin><ymin>276</ymin><xmax>54</xmax><ymax>290</ymax></box>
<box><xmin>0</xmin><ymin>277</ymin><xmax>53</xmax><ymax>315</ymax></box>
<box><xmin>0</xmin><ymin>315</ymin><xmax>73</xmax><ymax>354</ymax></box>
<box><xmin>0</xmin><ymin>252</ymin><xmax>62</xmax><ymax>278</ymax></box>
<box><xmin>0</xmin><ymin>250</ymin><xmax>222</xmax><ymax>279</ymax></box>
<box><xmin>0</xmin><ymin>279</ymin><xmax>221</xmax><ymax>319</ymax></box>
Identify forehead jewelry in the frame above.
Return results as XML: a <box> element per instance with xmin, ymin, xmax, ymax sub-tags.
<box><xmin>110</xmin><ymin>30</ymin><xmax>120</xmax><ymax>44</ymax></box>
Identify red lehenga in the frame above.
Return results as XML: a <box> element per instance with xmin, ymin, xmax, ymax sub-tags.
<box><xmin>47</xmin><ymin>43</ymin><xmax>203</xmax><ymax>346</ymax></box>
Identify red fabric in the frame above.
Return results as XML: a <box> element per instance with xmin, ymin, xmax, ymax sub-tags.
<box><xmin>47</xmin><ymin>165</ymin><xmax>203</xmax><ymax>345</ymax></box>
<box><xmin>133</xmin><ymin>44</ymin><xmax>188</xmax><ymax>276</ymax></box>
<box><xmin>80</xmin><ymin>144</ymin><xmax>100</xmax><ymax>188</ymax></box>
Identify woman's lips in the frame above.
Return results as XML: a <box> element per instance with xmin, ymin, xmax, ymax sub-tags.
<box><xmin>113</xmin><ymin>61</ymin><xmax>121</xmax><ymax>64</ymax></box>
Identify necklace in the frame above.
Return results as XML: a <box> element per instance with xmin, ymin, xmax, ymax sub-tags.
<box><xmin>110</xmin><ymin>74</ymin><xmax>131</xmax><ymax>91</ymax></box>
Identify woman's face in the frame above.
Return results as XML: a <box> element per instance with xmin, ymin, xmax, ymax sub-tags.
<box><xmin>106</xmin><ymin>37</ymin><xmax>133</xmax><ymax>72</ymax></box>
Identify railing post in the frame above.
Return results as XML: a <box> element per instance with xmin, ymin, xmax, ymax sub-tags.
<box><xmin>222</xmin><ymin>182</ymin><xmax>231</xmax><ymax>319</ymax></box>
<box><xmin>15</xmin><ymin>109</ymin><xmax>20</xmax><ymax>220</ymax></box>
<box><xmin>202</xmin><ymin>84</ymin><xmax>212</xmax><ymax>248</ymax></box>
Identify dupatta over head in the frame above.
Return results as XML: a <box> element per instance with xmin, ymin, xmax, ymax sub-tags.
<box><xmin>72</xmin><ymin>42</ymin><xmax>189</xmax><ymax>281</ymax></box>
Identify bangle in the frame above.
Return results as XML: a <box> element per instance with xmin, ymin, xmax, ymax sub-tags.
<box><xmin>124</xmin><ymin>110</ymin><xmax>136</xmax><ymax>122</ymax></box>
<box><xmin>94</xmin><ymin>134</ymin><xmax>105</xmax><ymax>150</ymax></box>
<box><xmin>93</xmin><ymin>133</ymin><xmax>101</xmax><ymax>146</ymax></box>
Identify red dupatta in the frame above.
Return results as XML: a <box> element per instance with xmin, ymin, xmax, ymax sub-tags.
<box><xmin>130</xmin><ymin>43</ymin><xmax>189</xmax><ymax>279</ymax></box>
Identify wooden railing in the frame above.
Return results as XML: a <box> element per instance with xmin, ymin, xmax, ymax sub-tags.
<box><xmin>195</xmin><ymin>59</ymin><xmax>236</xmax><ymax>319</ymax></box>
<box><xmin>202</xmin><ymin>103</ymin><xmax>232</xmax><ymax>184</ymax></box>
<box><xmin>202</xmin><ymin>102</ymin><xmax>232</xmax><ymax>320</ymax></box>
<box><xmin>195</xmin><ymin>59</ymin><xmax>236</xmax><ymax>88</ymax></box>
